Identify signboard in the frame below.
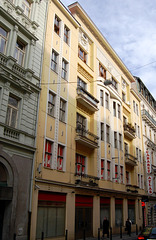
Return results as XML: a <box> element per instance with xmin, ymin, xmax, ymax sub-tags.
<box><xmin>146</xmin><ymin>149</ymin><xmax>151</xmax><ymax>174</ymax></box>
<box><xmin>147</xmin><ymin>176</ymin><xmax>153</xmax><ymax>194</ymax></box>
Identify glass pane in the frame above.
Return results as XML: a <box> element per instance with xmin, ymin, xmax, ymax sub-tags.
<box><xmin>0</xmin><ymin>38</ymin><xmax>6</xmax><ymax>53</ymax></box>
<box><xmin>8</xmin><ymin>96</ymin><xmax>18</xmax><ymax>107</ymax></box>
<box><xmin>36</xmin><ymin>207</ymin><xmax>46</xmax><ymax>239</ymax></box>
<box><xmin>47</xmin><ymin>208</ymin><xmax>56</xmax><ymax>237</ymax></box>
<box><xmin>115</xmin><ymin>207</ymin><xmax>123</xmax><ymax>226</ymax></box>
<box><xmin>100</xmin><ymin>207</ymin><xmax>110</xmax><ymax>228</ymax></box>
<box><xmin>10</xmin><ymin>109</ymin><xmax>17</xmax><ymax>128</ymax></box>
<box><xmin>6</xmin><ymin>107</ymin><xmax>11</xmax><ymax>125</ymax></box>
<box><xmin>56</xmin><ymin>208</ymin><xmax>65</xmax><ymax>236</ymax></box>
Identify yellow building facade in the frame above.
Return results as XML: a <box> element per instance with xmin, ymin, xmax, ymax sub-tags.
<box><xmin>31</xmin><ymin>1</ymin><xmax>146</xmax><ymax>240</ymax></box>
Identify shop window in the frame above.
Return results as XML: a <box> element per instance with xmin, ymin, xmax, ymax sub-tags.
<box><xmin>48</xmin><ymin>91</ymin><xmax>55</xmax><ymax>117</ymax></box>
<box><xmin>0</xmin><ymin>26</ymin><xmax>8</xmax><ymax>54</ymax></box>
<box><xmin>14</xmin><ymin>39</ymin><xmax>26</xmax><ymax>66</ymax></box>
<box><xmin>22</xmin><ymin>0</ymin><xmax>31</xmax><ymax>17</ymax></box>
<box><xmin>51</xmin><ymin>50</ymin><xmax>58</xmax><ymax>72</ymax></box>
<box><xmin>6</xmin><ymin>95</ymin><xmax>19</xmax><ymax>128</ymax></box>
<box><xmin>54</xmin><ymin>15</ymin><xmax>61</xmax><ymax>35</ymax></box>
<box><xmin>44</xmin><ymin>140</ymin><xmax>53</xmax><ymax>168</ymax></box>
<box><xmin>128</xmin><ymin>200</ymin><xmax>135</xmax><ymax>224</ymax></box>
<box><xmin>36</xmin><ymin>192</ymin><xmax>66</xmax><ymax>238</ymax></box>
<box><xmin>101</xmin><ymin>159</ymin><xmax>104</xmax><ymax>179</ymax></box>
<box><xmin>57</xmin><ymin>145</ymin><xmax>64</xmax><ymax>171</ymax></box>
<box><xmin>115</xmin><ymin>199</ymin><xmax>123</xmax><ymax>227</ymax></box>
<box><xmin>100</xmin><ymin>198</ymin><xmax>110</xmax><ymax>228</ymax></box>
<box><xmin>75</xmin><ymin>154</ymin><xmax>86</xmax><ymax>176</ymax></box>
<box><xmin>64</xmin><ymin>25</ymin><xmax>70</xmax><ymax>44</ymax></box>
<box><xmin>78</xmin><ymin>46</ymin><xmax>87</xmax><ymax>63</ymax></box>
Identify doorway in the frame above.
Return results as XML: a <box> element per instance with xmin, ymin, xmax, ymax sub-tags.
<box><xmin>0</xmin><ymin>201</ymin><xmax>5</xmax><ymax>240</ymax></box>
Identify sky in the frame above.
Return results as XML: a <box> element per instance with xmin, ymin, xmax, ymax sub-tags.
<box><xmin>61</xmin><ymin>0</ymin><xmax>156</xmax><ymax>99</ymax></box>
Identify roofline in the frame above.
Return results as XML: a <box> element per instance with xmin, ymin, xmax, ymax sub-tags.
<box><xmin>68</xmin><ymin>2</ymin><xmax>135</xmax><ymax>83</ymax></box>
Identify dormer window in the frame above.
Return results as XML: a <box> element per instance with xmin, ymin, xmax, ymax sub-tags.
<box><xmin>22</xmin><ymin>0</ymin><xmax>31</xmax><ymax>18</ymax></box>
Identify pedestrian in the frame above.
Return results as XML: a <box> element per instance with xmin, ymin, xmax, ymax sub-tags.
<box><xmin>103</xmin><ymin>217</ymin><xmax>109</xmax><ymax>238</ymax></box>
<box><xmin>126</xmin><ymin>218</ymin><xmax>131</xmax><ymax>236</ymax></box>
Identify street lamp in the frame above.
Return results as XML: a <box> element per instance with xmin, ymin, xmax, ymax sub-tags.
<box><xmin>104</xmin><ymin>79</ymin><xmax>112</xmax><ymax>86</ymax></box>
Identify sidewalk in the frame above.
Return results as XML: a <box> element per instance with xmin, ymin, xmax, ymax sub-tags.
<box><xmin>78</xmin><ymin>232</ymin><xmax>137</xmax><ymax>240</ymax></box>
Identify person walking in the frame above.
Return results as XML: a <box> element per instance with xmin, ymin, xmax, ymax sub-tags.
<box><xmin>126</xmin><ymin>218</ymin><xmax>131</xmax><ymax>236</ymax></box>
<box><xmin>103</xmin><ymin>217</ymin><xmax>109</xmax><ymax>238</ymax></box>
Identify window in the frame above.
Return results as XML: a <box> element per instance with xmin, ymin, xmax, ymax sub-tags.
<box><xmin>126</xmin><ymin>171</ymin><xmax>130</xmax><ymax>184</ymax></box>
<box><xmin>122</xmin><ymin>92</ymin><xmax>126</xmax><ymax>102</ymax></box>
<box><xmin>61</xmin><ymin>59</ymin><xmax>68</xmax><ymax>80</ymax></box>
<box><xmin>64</xmin><ymin>25</ymin><xmax>69</xmax><ymax>44</ymax></box>
<box><xmin>59</xmin><ymin>99</ymin><xmax>66</xmax><ymax>122</ymax></box>
<box><xmin>6</xmin><ymin>95</ymin><xmax>19</xmax><ymax>128</ymax></box>
<box><xmin>138</xmin><ymin>126</ymin><xmax>140</xmax><ymax>138</ymax></box>
<box><xmin>54</xmin><ymin>15</ymin><xmax>60</xmax><ymax>35</ymax></box>
<box><xmin>135</xmin><ymin>123</ymin><xmax>137</xmax><ymax>136</ymax></box>
<box><xmin>76</xmin><ymin>113</ymin><xmax>86</xmax><ymax>135</ymax></box>
<box><xmin>44</xmin><ymin>140</ymin><xmax>53</xmax><ymax>168</ymax></box>
<box><xmin>99</xmin><ymin>63</ymin><xmax>106</xmax><ymax>79</ymax></box>
<box><xmin>51</xmin><ymin>50</ymin><xmax>58</xmax><ymax>72</ymax></box>
<box><xmin>107</xmin><ymin>161</ymin><xmax>110</xmax><ymax>180</ymax></box>
<box><xmin>14</xmin><ymin>39</ymin><xmax>26</xmax><ymax>66</ymax></box>
<box><xmin>114</xmin><ymin>132</ymin><xmax>117</xmax><ymax>148</ymax></box>
<box><xmin>75</xmin><ymin>154</ymin><xmax>85</xmax><ymax>175</ymax></box>
<box><xmin>78</xmin><ymin>46</ymin><xmax>87</xmax><ymax>63</ymax></box>
<box><xmin>22</xmin><ymin>0</ymin><xmax>31</xmax><ymax>17</ymax></box>
<box><xmin>120</xmin><ymin>166</ymin><xmax>123</xmax><ymax>183</ymax></box>
<box><xmin>0</xmin><ymin>26</ymin><xmax>8</xmax><ymax>54</ymax></box>
<box><xmin>100</xmin><ymin>90</ymin><xmax>103</xmax><ymax>106</ymax></box>
<box><xmin>106</xmin><ymin>125</ymin><xmax>110</xmax><ymax>143</ymax></box>
<box><xmin>136</xmin><ymin>104</ymin><xmax>139</xmax><ymax>115</ymax></box>
<box><xmin>138</xmin><ymin>174</ymin><xmax>140</xmax><ymax>187</ymax></box>
<box><xmin>123</xmin><ymin>116</ymin><xmax>127</xmax><ymax>125</ymax></box>
<box><xmin>124</xmin><ymin>142</ymin><xmax>128</xmax><ymax>154</ymax></box>
<box><xmin>101</xmin><ymin>122</ymin><xmax>104</xmax><ymax>141</ymax></box>
<box><xmin>77</xmin><ymin>77</ymin><xmax>86</xmax><ymax>90</ymax></box>
<box><xmin>139</xmin><ymin>150</ymin><xmax>142</xmax><ymax>162</ymax></box>
<box><xmin>113</xmin><ymin>102</ymin><xmax>116</xmax><ymax>116</ymax></box>
<box><xmin>112</xmin><ymin>77</ymin><xmax>117</xmax><ymax>91</ymax></box>
<box><xmin>141</xmin><ymin>175</ymin><xmax>143</xmax><ymax>189</ymax></box>
<box><xmin>101</xmin><ymin>159</ymin><xmax>104</xmax><ymax>179</ymax></box>
<box><xmin>48</xmin><ymin>91</ymin><xmax>55</xmax><ymax>117</ymax></box>
<box><xmin>133</xmin><ymin>100</ymin><xmax>135</xmax><ymax>112</ymax></box>
<box><xmin>144</xmin><ymin>125</ymin><xmax>147</xmax><ymax>136</ymax></box>
<box><xmin>105</xmin><ymin>92</ymin><xmax>109</xmax><ymax>109</ymax></box>
<box><xmin>115</xmin><ymin>165</ymin><xmax>118</xmax><ymax>182</ymax></box>
<box><xmin>57</xmin><ymin>145</ymin><xmax>64</xmax><ymax>171</ymax></box>
<box><xmin>118</xmin><ymin>104</ymin><xmax>121</xmax><ymax>119</ymax></box>
<box><xmin>149</xmin><ymin>129</ymin><xmax>152</xmax><ymax>140</ymax></box>
<box><xmin>119</xmin><ymin>133</ymin><xmax>122</xmax><ymax>150</ymax></box>
<box><xmin>128</xmin><ymin>200</ymin><xmax>135</xmax><ymax>224</ymax></box>
<box><xmin>136</xmin><ymin>147</ymin><xmax>138</xmax><ymax>160</ymax></box>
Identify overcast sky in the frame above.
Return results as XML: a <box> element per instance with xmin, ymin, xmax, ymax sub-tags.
<box><xmin>61</xmin><ymin>0</ymin><xmax>156</xmax><ymax>99</ymax></box>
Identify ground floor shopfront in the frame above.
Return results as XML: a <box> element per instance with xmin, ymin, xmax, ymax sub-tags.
<box><xmin>31</xmin><ymin>180</ymin><xmax>144</xmax><ymax>240</ymax></box>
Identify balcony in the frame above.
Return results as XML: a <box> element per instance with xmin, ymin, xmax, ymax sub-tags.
<box><xmin>75</xmin><ymin>174</ymin><xmax>99</xmax><ymax>187</ymax></box>
<box><xmin>76</xmin><ymin>86</ymin><xmax>99</xmax><ymax>113</ymax></box>
<box><xmin>141</xmin><ymin>109</ymin><xmax>156</xmax><ymax>130</ymax></box>
<box><xmin>75</xmin><ymin>125</ymin><xmax>99</xmax><ymax>149</ymax></box>
<box><xmin>123</xmin><ymin>123</ymin><xmax>136</xmax><ymax>140</ymax></box>
<box><xmin>125</xmin><ymin>153</ymin><xmax>137</xmax><ymax>166</ymax></box>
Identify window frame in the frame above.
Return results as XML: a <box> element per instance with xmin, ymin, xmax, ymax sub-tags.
<box><xmin>61</xmin><ymin>58</ymin><xmax>68</xmax><ymax>80</ymax></box>
<box><xmin>0</xmin><ymin>26</ymin><xmax>8</xmax><ymax>54</ymax></box>
<box><xmin>99</xmin><ymin>63</ymin><xmax>106</xmax><ymax>79</ymax></box>
<box><xmin>64</xmin><ymin>25</ymin><xmax>70</xmax><ymax>44</ymax></box>
<box><xmin>75</xmin><ymin>154</ymin><xmax>86</xmax><ymax>176</ymax></box>
<box><xmin>107</xmin><ymin>161</ymin><xmax>111</xmax><ymax>180</ymax></box>
<box><xmin>106</xmin><ymin>125</ymin><xmax>110</xmax><ymax>143</ymax></box>
<box><xmin>78</xmin><ymin>46</ymin><xmax>87</xmax><ymax>63</ymax></box>
<box><xmin>51</xmin><ymin>50</ymin><xmax>58</xmax><ymax>72</ymax></box>
<box><xmin>114</xmin><ymin>132</ymin><xmax>117</xmax><ymax>148</ymax></box>
<box><xmin>105</xmin><ymin>92</ymin><xmax>109</xmax><ymax>109</ymax></box>
<box><xmin>22</xmin><ymin>0</ymin><xmax>31</xmax><ymax>18</ymax></box>
<box><xmin>48</xmin><ymin>91</ymin><xmax>55</xmax><ymax>117</ymax></box>
<box><xmin>14</xmin><ymin>38</ymin><xmax>26</xmax><ymax>66</ymax></box>
<box><xmin>101</xmin><ymin>159</ymin><xmax>105</xmax><ymax>179</ymax></box>
<box><xmin>6</xmin><ymin>94</ymin><xmax>19</xmax><ymax>128</ymax></box>
<box><xmin>44</xmin><ymin>140</ymin><xmax>53</xmax><ymax>168</ymax></box>
<box><xmin>59</xmin><ymin>98</ymin><xmax>66</xmax><ymax>123</ymax></box>
<box><xmin>54</xmin><ymin>15</ymin><xmax>61</xmax><ymax>35</ymax></box>
<box><xmin>100</xmin><ymin>90</ymin><xmax>104</xmax><ymax>106</ymax></box>
<box><xmin>112</xmin><ymin>77</ymin><xmax>118</xmax><ymax>91</ymax></box>
<box><xmin>101</xmin><ymin>122</ymin><xmax>104</xmax><ymax>141</ymax></box>
<box><xmin>57</xmin><ymin>144</ymin><xmax>64</xmax><ymax>171</ymax></box>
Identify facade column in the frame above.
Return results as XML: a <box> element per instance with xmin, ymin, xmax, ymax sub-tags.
<box><xmin>10</xmin><ymin>25</ymin><xmax>18</xmax><ymax>57</ymax></box>
<box><xmin>27</xmin><ymin>39</ymin><xmax>35</xmax><ymax>69</ymax></box>
<box><xmin>93</xmin><ymin>195</ymin><xmax>100</xmax><ymax>237</ymax></box>
<box><xmin>123</xmin><ymin>198</ymin><xmax>128</xmax><ymax>227</ymax></box>
<box><xmin>110</xmin><ymin>197</ymin><xmax>115</xmax><ymax>229</ymax></box>
<box><xmin>66</xmin><ymin>192</ymin><xmax>75</xmax><ymax>240</ymax></box>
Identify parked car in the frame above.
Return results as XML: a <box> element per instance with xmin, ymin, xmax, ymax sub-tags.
<box><xmin>137</xmin><ymin>226</ymin><xmax>152</xmax><ymax>240</ymax></box>
<box><xmin>147</xmin><ymin>227</ymin><xmax>156</xmax><ymax>239</ymax></box>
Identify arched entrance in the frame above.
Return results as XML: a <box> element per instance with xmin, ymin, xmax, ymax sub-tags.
<box><xmin>0</xmin><ymin>161</ymin><xmax>13</xmax><ymax>240</ymax></box>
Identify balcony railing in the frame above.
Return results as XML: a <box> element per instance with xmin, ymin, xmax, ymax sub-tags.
<box><xmin>141</xmin><ymin>109</ymin><xmax>156</xmax><ymax>129</ymax></box>
<box><xmin>76</xmin><ymin>86</ymin><xmax>99</xmax><ymax>113</ymax></box>
<box><xmin>123</xmin><ymin>123</ymin><xmax>136</xmax><ymax>140</ymax></box>
<box><xmin>125</xmin><ymin>153</ymin><xmax>137</xmax><ymax>166</ymax></box>
<box><xmin>75</xmin><ymin>174</ymin><xmax>99</xmax><ymax>187</ymax></box>
<box><xmin>75</xmin><ymin>125</ymin><xmax>99</xmax><ymax>149</ymax></box>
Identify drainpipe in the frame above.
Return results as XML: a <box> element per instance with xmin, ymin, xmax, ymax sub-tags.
<box><xmin>27</xmin><ymin>1</ymin><xmax>49</xmax><ymax>239</ymax></box>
